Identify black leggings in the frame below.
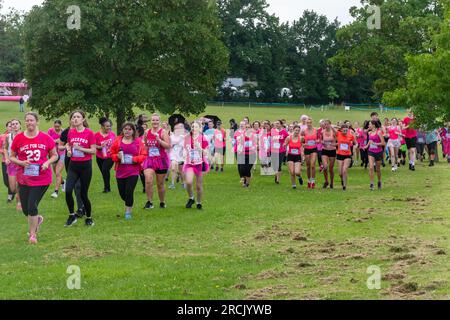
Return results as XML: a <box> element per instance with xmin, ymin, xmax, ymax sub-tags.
<box><xmin>66</xmin><ymin>160</ymin><xmax>92</xmax><ymax>217</ymax></box>
<box><xmin>18</xmin><ymin>184</ymin><xmax>48</xmax><ymax>217</ymax></box>
<box><xmin>2</xmin><ymin>162</ymin><xmax>12</xmax><ymax>195</ymax></box>
<box><xmin>360</xmin><ymin>148</ymin><xmax>368</xmax><ymax>165</ymax></box>
<box><xmin>237</xmin><ymin>154</ymin><xmax>255</xmax><ymax>178</ymax></box>
<box><xmin>117</xmin><ymin>176</ymin><xmax>139</xmax><ymax>207</ymax></box>
<box><xmin>64</xmin><ymin>155</ymin><xmax>84</xmax><ymax>210</ymax></box>
<box><xmin>96</xmin><ymin>157</ymin><xmax>114</xmax><ymax>190</ymax></box>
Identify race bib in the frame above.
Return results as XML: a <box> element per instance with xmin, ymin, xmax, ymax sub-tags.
<box><xmin>24</xmin><ymin>164</ymin><xmax>40</xmax><ymax>177</ymax></box>
<box><xmin>340</xmin><ymin>143</ymin><xmax>349</xmax><ymax>151</ymax></box>
<box><xmin>72</xmin><ymin>148</ymin><xmax>85</xmax><ymax>158</ymax></box>
<box><xmin>123</xmin><ymin>154</ymin><xmax>133</xmax><ymax>165</ymax></box>
<box><xmin>216</xmin><ymin>134</ymin><xmax>223</xmax><ymax>141</ymax></box>
<box><xmin>190</xmin><ymin>150</ymin><xmax>201</xmax><ymax>163</ymax></box>
<box><xmin>307</xmin><ymin>140</ymin><xmax>316</xmax><ymax>146</ymax></box>
<box><xmin>417</xmin><ymin>138</ymin><xmax>424</xmax><ymax>143</ymax></box>
<box><xmin>291</xmin><ymin>148</ymin><xmax>299</xmax><ymax>155</ymax></box>
<box><xmin>369</xmin><ymin>143</ymin><xmax>378</xmax><ymax>150</ymax></box>
<box><xmin>446</xmin><ymin>133</ymin><xmax>450</xmax><ymax>139</ymax></box>
<box><xmin>323</xmin><ymin>141</ymin><xmax>331</xmax><ymax>146</ymax></box>
<box><xmin>244</xmin><ymin>140</ymin><xmax>253</xmax><ymax>148</ymax></box>
<box><xmin>273</xmin><ymin>142</ymin><xmax>280</xmax><ymax>149</ymax></box>
<box><xmin>149</xmin><ymin>147</ymin><xmax>160</xmax><ymax>157</ymax></box>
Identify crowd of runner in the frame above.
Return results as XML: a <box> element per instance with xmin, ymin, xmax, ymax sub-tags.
<box><xmin>1</xmin><ymin>110</ymin><xmax>449</xmax><ymax>244</ymax></box>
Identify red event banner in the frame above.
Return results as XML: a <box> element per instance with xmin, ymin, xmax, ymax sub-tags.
<box><xmin>0</xmin><ymin>82</ymin><xmax>28</xmax><ymax>88</ymax></box>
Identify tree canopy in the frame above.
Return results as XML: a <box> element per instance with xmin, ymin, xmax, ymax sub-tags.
<box><xmin>24</xmin><ymin>0</ymin><xmax>228</xmax><ymax>131</ymax></box>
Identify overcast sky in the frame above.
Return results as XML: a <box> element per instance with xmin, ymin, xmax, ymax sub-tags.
<box><xmin>2</xmin><ymin>0</ymin><xmax>361</xmax><ymax>25</ymax></box>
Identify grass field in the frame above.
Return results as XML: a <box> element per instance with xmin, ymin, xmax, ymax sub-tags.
<box><xmin>0</xmin><ymin>101</ymin><xmax>449</xmax><ymax>300</ymax></box>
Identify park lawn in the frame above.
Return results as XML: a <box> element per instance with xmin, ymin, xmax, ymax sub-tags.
<box><xmin>0</xmin><ymin>101</ymin><xmax>449</xmax><ymax>300</ymax></box>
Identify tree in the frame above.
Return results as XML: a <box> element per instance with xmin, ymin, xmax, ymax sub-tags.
<box><xmin>285</xmin><ymin>10</ymin><xmax>341</xmax><ymax>104</ymax></box>
<box><xmin>0</xmin><ymin>0</ymin><xmax>25</xmax><ymax>81</ymax></box>
<box><xmin>383</xmin><ymin>1</ymin><xmax>450</xmax><ymax>128</ymax></box>
<box><xmin>24</xmin><ymin>0</ymin><xmax>228</xmax><ymax>132</ymax></box>
<box><xmin>217</xmin><ymin>0</ymin><xmax>288</xmax><ymax>101</ymax></box>
<box><xmin>329</xmin><ymin>0</ymin><xmax>444</xmax><ymax>101</ymax></box>
<box><xmin>327</xmin><ymin>86</ymin><xmax>339</xmax><ymax>105</ymax></box>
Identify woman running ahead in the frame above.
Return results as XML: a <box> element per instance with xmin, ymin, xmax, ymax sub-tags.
<box><xmin>10</xmin><ymin>112</ymin><xmax>58</xmax><ymax>244</ymax></box>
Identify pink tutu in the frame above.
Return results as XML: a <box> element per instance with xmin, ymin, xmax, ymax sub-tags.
<box><xmin>7</xmin><ymin>163</ymin><xmax>19</xmax><ymax>176</ymax></box>
<box><xmin>142</xmin><ymin>155</ymin><xmax>169</xmax><ymax>171</ymax></box>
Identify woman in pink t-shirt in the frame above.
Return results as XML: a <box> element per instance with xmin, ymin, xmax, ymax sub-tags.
<box><xmin>47</xmin><ymin>120</ymin><xmax>66</xmax><ymax>198</ymax></box>
<box><xmin>213</xmin><ymin>121</ymin><xmax>226</xmax><ymax>172</ymax></box>
<box><xmin>10</xmin><ymin>112</ymin><xmax>58</xmax><ymax>244</ymax></box>
<box><xmin>1</xmin><ymin>121</ymin><xmax>12</xmax><ymax>201</ymax></box>
<box><xmin>95</xmin><ymin>118</ymin><xmax>116</xmax><ymax>193</ymax></box>
<box><xmin>3</xmin><ymin>118</ymin><xmax>22</xmax><ymax>210</ymax></box>
<box><xmin>183</xmin><ymin>121</ymin><xmax>210</xmax><ymax>210</ymax></box>
<box><xmin>259</xmin><ymin>121</ymin><xmax>272</xmax><ymax>174</ymax></box>
<box><xmin>110</xmin><ymin>122</ymin><xmax>147</xmax><ymax>220</ymax></box>
<box><xmin>64</xmin><ymin>110</ymin><xmax>97</xmax><ymax>227</ymax></box>
<box><xmin>270</xmin><ymin>120</ymin><xmax>289</xmax><ymax>184</ymax></box>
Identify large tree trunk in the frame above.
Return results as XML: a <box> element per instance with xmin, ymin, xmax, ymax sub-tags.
<box><xmin>116</xmin><ymin>106</ymin><xmax>125</xmax><ymax>136</ymax></box>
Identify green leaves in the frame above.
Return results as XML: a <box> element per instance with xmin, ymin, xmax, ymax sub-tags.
<box><xmin>24</xmin><ymin>0</ymin><xmax>228</xmax><ymax>131</ymax></box>
<box><xmin>383</xmin><ymin>1</ymin><xmax>450</xmax><ymax>128</ymax></box>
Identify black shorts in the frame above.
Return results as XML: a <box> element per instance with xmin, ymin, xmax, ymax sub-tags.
<box><xmin>368</xmin><ymin>151</ymin><xmax>384</xmax><ymax>161</ymax></box>
<box><xmin>405</xmin><ymin>137</ymin><xmax>417</xmax><ymax>149</ymax></box>
<box><xmin>155</xmin><ymin>169</ymin><xmax>168</xmax><ymax>175</ymax></box>
<box><xmin>337</xmin><ymin>154</ymin><xmax>352</xmax><ymax>161</ymax></box>
<box><xmin>215</xmin><ymin>147</ymin><xmax>226</xmax><ymax>156</ymax></box>
<box><xmin>287</xmin><ymin>154</ymin><xmax>302</xmax><ymax>163</ymax></box>
<box><xmin>304</xmin><ymin>148</ymin><xmax>317</xmax><ymax>156</ymax></box>
<box><xmin>321</xmin><ymin>149</ymin><xmax>336</xmax><ymax>158</ymax></box>
<box><xmin>427</xmin><ymin>141</ymin><xmax>437</xmax><ymax>155</ymax></box>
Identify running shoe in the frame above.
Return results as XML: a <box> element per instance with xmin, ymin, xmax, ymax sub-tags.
<box><xmin>196</xmin><ymin>203</ymin><xmax>203</xmax><ymax>210</ymax></box>
<box><xmin>292</xmin><ymin>185</ymin><xmax>297</xmax><ymax>189</ymax></box>
<box><xmin>307</xmin><ymin>182</ymin><xmax>311</xmax><ymax>189</ymax></box>
<box><xmin>29</xmin><ymin>234</ymin><xmax>37</xmax><ymax>245</ymax></box>
<box><xmin>7</xmin><ymin>194</ymin><xmax>13</xmax><ymax>203</ymax></box>
<box><xmin>168</xmin><ymin>183</ymin><xmax>175</xmax><ymax>189</ymax></box>
<box><xmin>144</xmin><ymin>201</ymin><xmax>154</xmax><ymax>209</ymax></box>
<box><xmin>36</xmin><ymin>215</ymin><xmax>44</xmax><ymax>233</ymax></box>
<box><xmin>378</xmin><ymin>182</ymin><xmax>382</xmax><ymax>190</ymax></box>
<box><xmin>330</xmin><ymin>184</ymin><xmax>334</xmax><ymax>189</ymax></box>
<box><xmin>51</xmin><ymin>191</ymin><xmax>58</xmax><ymax>199</ymax></box>
<box><xmin>61</xmin><ymin>180</ymin><xmax>66</xmax><ymax>192</ymax></box>
<box><xmin>343</xmin><ymin>186</ymin><xmax>347</xmax><ymax>191</ymax></box>
<box><xmin>311</xmin><ymin>182</ymin><xmax>316</xmax><ymax>189</ymax></box>
<box><xmin>76</xmin><ymin>207</ymin><xmax>86</xmax><ymax>218</ymax></box>
<box><xmin>220</xmin><ymin>168</ymin><xmax>224</xmax><ymax>172</ymax></box>
<box><xmin>125</xmin><ymin>213</ymin><xmax>132</xmax><ymax>220</ymax></box>
<box><xmin>428</xmin><ymin>161</ymin><xmax>434</xmax><ymax>167</ymax></box>
<box><xmin>323</xmin><ymin>182</ymin><xmax>329</xmax><ymax>189</ymax></box>
<box><xmin>391</xmin><ymin>166</ymin><xmax>395</xmax><ymax>172</ymax></box>
<box><xmin>186</xmin><ymin>198</ymin><xmax>195</xmax><ymax>209</ymax></box>
<box><xmin>411</xmin><ymin>165</ymin><xmax>415</xmax><ymax>171</ymax></box>
<box><xmin>370</xmin><ymin>184</ymin><xmax>374</xmax><ymax>191</ymax></box>
<box><xmin>215</xmin><ymin>166</ymin><xmax>219</xmax><ymax>172</ymax></box>
<box><xmin>298</xmin><ymin>176</ymin><xmax>304</xmax><ymax>185</ymax></box>
<box><xmin>85</xmin><ymin>218</ymin><xmax>95</xmax><ymax>227</ymax></box>
<box><xmin>160</xmin><ymin>202</ymin><xmax>166</xmax><ymax>209</ymax></box>
<box><xmin>64</xmin><ymin>214</ymin><xmax>77</xmax><ymax>227</ymax></box>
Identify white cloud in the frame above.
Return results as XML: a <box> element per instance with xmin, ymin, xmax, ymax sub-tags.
<box><xmin>266</xmin><ymin>0</ymin><xmax>361</xmax><ymax>25</ymax></box>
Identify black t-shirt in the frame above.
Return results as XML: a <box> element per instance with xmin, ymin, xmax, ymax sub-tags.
<box><xmin>60</xmin><ymin>127</ymin><xmax>69</xmax><ymax>144</ymax></box>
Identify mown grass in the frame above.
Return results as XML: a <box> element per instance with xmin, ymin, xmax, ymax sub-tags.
<box><xmin>0</xmin><ymin>101</ymin><xmax>449</xmax><ymax>300</ymax></box>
